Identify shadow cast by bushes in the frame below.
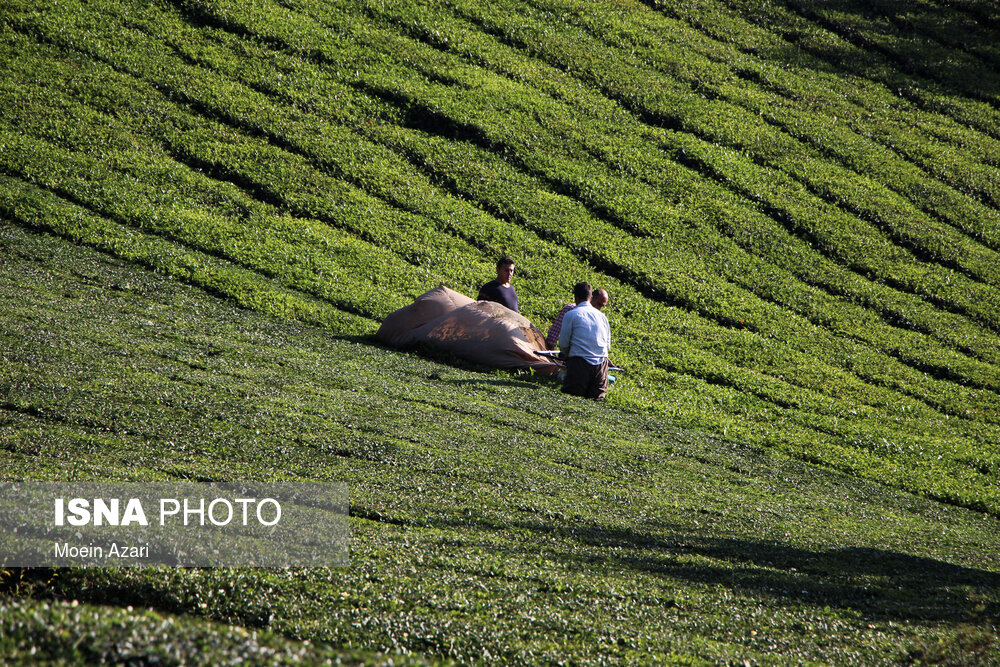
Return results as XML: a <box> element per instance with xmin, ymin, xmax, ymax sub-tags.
<box><xmin>751</xmin><ymin>0</ymin><xmax>1000</xmax><ymax>103</ymax></box>
<box><xmin>424</xmin><ymin>512</ymin><xmax>1000</xmax><ymax>625</ymax></box>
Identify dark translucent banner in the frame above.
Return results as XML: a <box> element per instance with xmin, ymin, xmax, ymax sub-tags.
<box><xmin>0</xmin><ymin>482</ymin><xmax>349</xmax><ymax>567</ymax></box>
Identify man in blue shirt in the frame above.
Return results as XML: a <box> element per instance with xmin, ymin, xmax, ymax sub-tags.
<box><xmin>558</xmin><ymin>282</ymin><xmax>611</xmax><ymax>400</ymax></box>
<box><xmin>477</xmin><ymin>256</ymin><xmax>519</xmax><ymax>313</ymax></box>
<box><xmin>546</xmin><ymin>287</ymin><xmax>610</xmax><ymax>349</ymax></box>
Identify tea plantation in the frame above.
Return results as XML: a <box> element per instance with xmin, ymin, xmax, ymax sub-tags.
<box><xmin>2</xmin><ymin>0</ymin><xmax>999</xmax><ymax>663</ymax></box>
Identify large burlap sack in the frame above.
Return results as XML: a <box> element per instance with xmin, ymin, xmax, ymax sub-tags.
<box><xmin>376</xmin><ymin>286</ymin><xmax>559</xmax><ymax>374</ymax></box>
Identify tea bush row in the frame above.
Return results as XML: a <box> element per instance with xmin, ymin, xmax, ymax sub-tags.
<box><xmin>434</xmin><ymin>0</ymin><xmax>1000</xmax><ymax>315</ymax></box>
<box><xmin>711</xmin><ymin>0</ymin><xmax>1000</xmax><ymax>146</ymax></box>
<box><xmin>646</xmin><ymin>0</ymin><xmax>1000</xmax><ymax>184</ymax></box>
<box><xmin>0</xmin><ymin>173</ymin><xmax>366</xmax><ymax>333</ymax></box>
<box><xmin>516</xmin><ymin>0</ymin><xmax>1000</xmax><ymax>245</ymax></box>
<box><xmin>336</xmin><ymin>0</ymin><xmax>1000</xmax><ymax>370</ymax></box>
<box><xmin>250</xmin><ymin>1</ymin><xmax>1000</xmax><ymax>398</ymax></box>
<box><xmin>785</xmin><ymin>0</ymin><xmax>1000</xmax><ymax>108</ymax></box>
<box><xmin>0</xmin><ymin>71</ymin><xmax>423</xmax><ymax>324</ymax></box>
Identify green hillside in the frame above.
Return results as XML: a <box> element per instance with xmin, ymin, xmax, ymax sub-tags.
<box><xmin>2</xmin><ymin>0</ymin><xmax>1000</xmax><ymax>663</ymax></box>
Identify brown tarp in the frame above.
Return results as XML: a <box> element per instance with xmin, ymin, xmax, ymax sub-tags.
<box><xmin>376</xmin><ymin>286</ymin><xmax>559</xmax><ymax>374</ymax></box>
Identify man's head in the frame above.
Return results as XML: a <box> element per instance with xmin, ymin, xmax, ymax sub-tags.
<box><xmin>591</xmin><ymin>289</ymin><xmax>609</xmax><ymax>310</ymax></box>
<box><xmin>496</xmin><ymin>257</ymin><xmax>515</xmax><ymax>285</ymax></box>
<box><xmin>573</xmin><ymin>281</ymin><xmax>593</xmax><ymax>305</ymax></box>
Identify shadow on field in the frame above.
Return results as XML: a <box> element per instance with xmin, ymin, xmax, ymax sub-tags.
<box><xmin>658</xmin><ymin>0</ymin><xmax>1000</xmax><ymax>105</ymax></box>
<box><xmin>348</xmin><ymin>333</ymin><xmax>555</xmax><ymax>389</ymax></box>
<box><xmin>430</xmin><ymin>514</ymin><xmax>1000</xmax><ymax>624</ymax></box>
<box><xmin>12</xmin><ymin>511</ymin><xmax>998</xmax><ymax>631</ymax></box>
<box><xmin>438</xmin><ymin>377</ymin><xmax>545</xmax><ymax>391</ymax></box>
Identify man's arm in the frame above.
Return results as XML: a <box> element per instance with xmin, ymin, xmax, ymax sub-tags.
<box><xmin>599</xmin><ymin>312</ymin><xmax>612</xmax><ymax>363</ymax></box>
<box><xmin>476</xmin><ymin>282</ymin><xmax>491</xmax><ymax>302</ymax></box>
<box><xmin>546</xmin><ymin>304</ymin><xmax>573</xmax><ymax>349</ymax></box>
<box><xmin>557</xmin><ymin>309</ymin><xmax>576</xmax><ymax>354</ymax></box>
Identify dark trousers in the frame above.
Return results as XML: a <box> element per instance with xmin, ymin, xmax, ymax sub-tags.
<box><xmin>561</xmin><ymin>357</ymin><xmax>609</xmax><ymax>400</ymax></box>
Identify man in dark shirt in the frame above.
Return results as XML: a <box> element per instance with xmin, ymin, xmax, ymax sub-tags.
<box><xmin>477</xmin><ymin>256</ymin><xmax>519</xmax><ymax>313</ymax></box>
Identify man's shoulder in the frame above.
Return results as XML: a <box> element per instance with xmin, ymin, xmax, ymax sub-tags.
<box><xmin>563</xmin><ymin>303</ymin><xmax>593</xmax><ymax>324</ymax></box>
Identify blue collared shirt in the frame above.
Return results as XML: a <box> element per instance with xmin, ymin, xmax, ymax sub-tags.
<box><xmin>558</xmin><ymin>302</ymin><xmax>610</xmax><ymax>365</ymax></box>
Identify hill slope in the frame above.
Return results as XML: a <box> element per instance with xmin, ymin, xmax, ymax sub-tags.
<box><xmin>4</xmin><ymin>217</ymin><xmax>1000</xmax><ymax>664</ymax></box>
<box><xmin>2</xmin><ymin>0</ymin><xmax>1000</xmax><ymax>662</ymax></box>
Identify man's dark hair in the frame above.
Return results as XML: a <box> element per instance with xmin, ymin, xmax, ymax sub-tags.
<box><xmin>497</xmin><ymin>256</ymin><xmax>515</xmax><ymax>268</ymax></box>
<box><xmin>573</xmin><ymin>281</ymin><xmax>592</xmax><ymax>304</ymax></box>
